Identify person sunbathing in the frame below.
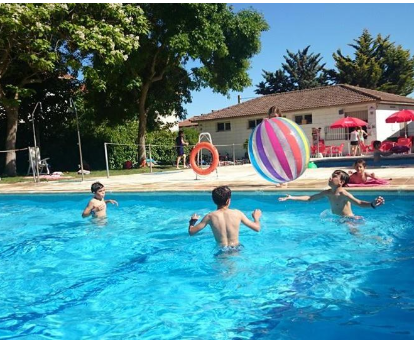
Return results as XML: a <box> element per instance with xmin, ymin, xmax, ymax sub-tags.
<box><xmin>348</xmin><ymin>159</ymin><xmax>390</xmax><ymax>185</ymax></box>
<box><xmin>348</xmin><ymin>159</ymin><xmax>377</xmax><ymax>184</ymax></box>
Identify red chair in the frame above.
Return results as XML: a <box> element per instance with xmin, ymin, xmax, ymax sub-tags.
<box><xmin>322</xmin><ymin>145</ymin><xmax>332</xmax><ymax>157</ymax></box>
<box><xmin>360</xmin><ymin>142</ymin><xmax>374</xmax><ymax>154</ymax></box>
<box><xmin>310</xmin><ymin>145</ymin><xmax>318</xmax><ymax>157</ymax></box>
<box><xmin>316</xmin><ymin>143</ymin><xmax>326</xmax><ymax>156</ymax></box>
<box><xmin>397</xmin><ymin>137</ymin><xmax>412</xmax><ymax>147</ymax></box>
<box><xmin>331</xmin><ymin>143</ymin><xmax>344</xmax><ymax>157</ymax></box>
<box><xmin>380</xmin><ymin>141</ymin><xmax>395</xmax><ymax>152</ymax></box>
<box><xmin>396</xmin><ymin>137</ymin><xmax>412</xmax><ymax>153</ymax></box>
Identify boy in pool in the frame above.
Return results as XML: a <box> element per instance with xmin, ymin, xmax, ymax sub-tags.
<box><xmin>82</xmin><ymin>182</ymin><xmax>118</xmax><ymax>218</ymax></box>
<box><xmin>188</xmin><ymin>185</ymin><xmax>262</xmax><ymax>249</ymax></box>
<box><xmin>372</xmin><ymin>140</ymin><xmax>393</xmax><ymax>162</ymax></box>
<box><xmin>278</xmin><ymin>170</ymin><xmax>384</xmax><ymax>217</ymax></box>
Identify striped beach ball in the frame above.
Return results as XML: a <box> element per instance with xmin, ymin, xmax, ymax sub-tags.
<box><xmin>248</xmin><ymin>117</ymin><xmax>310</xmax><ymax>184</ymax></box>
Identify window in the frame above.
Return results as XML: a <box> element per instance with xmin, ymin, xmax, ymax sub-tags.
<box><xmin>248</xmin><ymin>118</ymin><xmax>263</xmax><ymax>129</ymax></box>
<box><xmin>217</xmin><ymin>122</ymin><xmax>231</xmax><ymax>132</ymax></box>
<box><xmin>294</xmin><ymin>114</ymin><xmax>312</xmax><ymax>125</ymax></box>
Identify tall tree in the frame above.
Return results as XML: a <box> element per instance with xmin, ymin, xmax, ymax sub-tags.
<box><xmin>256</xmin><ymin>70</ymin><xmax>292</xmax><ymax>95</ymax></box>
<box><xmin>86</xmin><ymin>4</ymin><xmax>268</xmax><ymax>164</ymax></box>
<box><xmin>0</xmin><ymin>4</ymin><xmax>147</xmax><ymax>176</ymax></box>
<box><xmin>256</xmin><ymin>46</ymin><xmax>329</xmax><ymax>95</ymax></box>
<box><xmin>330</xmin><ymin>29</ymin><xmax>414</xmax><ymax>95</ymax></box>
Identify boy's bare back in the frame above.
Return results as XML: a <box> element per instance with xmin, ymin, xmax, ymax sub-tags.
<box><xmin>203</xmin><ymin>208</ymin><xmax>260</xmax><ymax>247</ymax></box>
<box><xmin>188</xmin><ymin>185</ymin><xmax>261</xmax><ymax>247</ymax></box>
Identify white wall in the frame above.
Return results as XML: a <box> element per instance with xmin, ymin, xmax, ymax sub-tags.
<box><xmin>375</xmin><ymin>104</ymin><xmax>414</xmax><ymax>141</ymax></box>
<box><xmin>197</xmin><ymin>115</ymin><xmax>267</xmax><ymax>159</ymax></box>
<box><xmin>196</xmin><ymin>102</ymin><xmax>414</xmax><ymax>158</ymax></box>
<box><xmin>283</xmin><ymin>104</ymin><xmax>373</xmax><ymax>155</ymax></box>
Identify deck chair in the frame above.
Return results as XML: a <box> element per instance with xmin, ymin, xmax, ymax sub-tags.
<box><xmin>396</xmin><ymin>137</ymin><xmax>412</xmax><ymax>153</ymax></box>
<box><xmin>331</xmin><ymin>143</ymin><xmax>344</xmax><ymax>157</ymax></box>
<box><xmin>27</xmin><ymin>147</ymin><xmax>50</xmax><ymax>175</ymax></box>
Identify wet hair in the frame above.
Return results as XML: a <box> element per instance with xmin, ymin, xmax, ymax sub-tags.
<box><xmin>91</xmin><ymin>182</ymin><xmax>104</xmax><ymax>193</ymax></box>
<box><xmin>353</xmin><ymin>159</ymin><xmax>366</xmax><ymax>168</ymax></box>
<box><xmin>212</xmin><ymin>186</ymin><xmax>231</xmax><ymax>207</ymax></box>
<box><xmin>178</xmin><ymin>130</ymin><xmax>184</xmax><ymax>136</ymax></box>
<box><xmin>331</xmin><ymin>170</ymin><xmax>350</xmax><ymax>186</ymax></box>
<box><xmin>373</xmin><ymin>140</ymin><xmax>381</xmax><ymax>149</ymax></box>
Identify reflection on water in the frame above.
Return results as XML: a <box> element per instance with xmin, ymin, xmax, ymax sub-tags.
<box><xmin>0</xmin><ymin>192</ymin><xmax>413</xmax><ymax>339</ymax></box>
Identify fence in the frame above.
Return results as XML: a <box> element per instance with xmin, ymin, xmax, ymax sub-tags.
<box><xmin>0</xmin><ymin>147</ymin><xmax>37</xmax><ymax>181</ymax></box>
<box><xmin>103</xmin><ymin>142</ymin><xmax>247</xmax><ymax>178</ymax></box>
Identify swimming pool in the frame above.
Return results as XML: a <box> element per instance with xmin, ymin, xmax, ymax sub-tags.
<box><xmin>0</xmin><ymin>192</ymin><xmax>413</xmax><ymax>339</ymax></box>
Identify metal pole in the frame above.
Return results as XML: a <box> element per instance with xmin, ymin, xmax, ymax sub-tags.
<box><xmin>31</xmin><ymin>102</ymin><xmax>41</xmax><ymax>183</ymax></box>
<box><xmin>29</xmin><ymin>147</ymin><xmax>36</xmax><ymax>183</ymax></box>
<box><xmin>232</xmin><ymin>143</ymin><xmax>235</xmax><ymax>165</ymax></box>
<box><xmin>70</xmin><ymin>98</ymin><xmax>84</xmax><ymax>181</ymax></box>
<box><xmin>317</xmin><ymin>128</ymin><xmax>320</xmax><ymax>157</ymax></box>
<box><xmin>104</xmin><ymin>143</ymin><xmax>110</xmax><ymax>178</ymax></box>
<box><xmin>149</xmin><ymin>144</ymin><xmax>153</xmax><ymax>173</ymax></box>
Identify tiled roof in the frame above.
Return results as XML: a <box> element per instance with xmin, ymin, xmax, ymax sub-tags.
<box><xmin>178</xmin><ymin>118</ymin><xmax>198</xmax><ymax>128</ymax></box>
<box><xmin>192</xmin><ymin>84</ymin><xmax>414</xmax><ymax>122</ymax></box>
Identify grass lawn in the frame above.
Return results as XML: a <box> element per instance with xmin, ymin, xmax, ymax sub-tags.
<box><xmin>0</xmin><ymin>165</ymin><xmax>181</xmax><ymax>184</ymax></box>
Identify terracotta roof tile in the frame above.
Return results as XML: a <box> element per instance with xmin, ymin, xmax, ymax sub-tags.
<box><xmin>192</xmin><ymin>84</ymin><xmax>414</xmax><ymax>122</ymax></box>
<box><xmin>178</xmin><ymin>118</ymin><xmax>198</xmax><ymax>128</ymax></box>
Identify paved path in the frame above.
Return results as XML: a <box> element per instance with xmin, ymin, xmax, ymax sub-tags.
<box><xmin>1</xmin><ymin>164</ymin><xmax>413</xmax><ymax>193</ymax></box>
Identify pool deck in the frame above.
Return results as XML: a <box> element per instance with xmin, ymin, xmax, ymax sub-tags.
<box><xmin>1</xmin><ymin>163</ymin><xmax>414</xmax><ymax>193</ymax></box>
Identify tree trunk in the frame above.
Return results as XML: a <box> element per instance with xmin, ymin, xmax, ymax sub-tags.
<box><xmin>137</xmin><ymin>82</ymin><xmax>150</xmax><ymax>165</ymax></box>
<box><xmin>4</xmin><ymin>106</ymin><xmax>19</xmax><ymax>176</ymax></box>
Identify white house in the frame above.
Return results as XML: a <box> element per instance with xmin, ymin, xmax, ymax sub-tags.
<box><xmin>191</xmin><ymin>84</ymin><xmax>414</xmax><ymax>158</ymax></box>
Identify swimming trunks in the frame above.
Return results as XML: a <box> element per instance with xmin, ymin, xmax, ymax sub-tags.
<box><xmin>215</xmin><ymin>244</ymin><xmax>244</xmax><ymax>256</ymax></box>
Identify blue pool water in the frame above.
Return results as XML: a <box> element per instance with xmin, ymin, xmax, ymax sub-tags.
<box><xmin>0</xmin><ymin>192</ymin><xmax>413</xmax><ymax>339</ymax></box>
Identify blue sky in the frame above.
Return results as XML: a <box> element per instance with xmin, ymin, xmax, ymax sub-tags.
<box><xmin>183</xmin><ymin>3</ymin><xmax>414</xmax><ymax>118</ymax></box>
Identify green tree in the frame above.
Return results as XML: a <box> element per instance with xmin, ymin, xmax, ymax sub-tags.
<box><xmin>330</xmin><ymin>30</ymin><xmax>382</xmax><ymax>89</ymax></box>
<box><xmin>0</xmin><ymin>4</ymin><xmax>147</xmax><ymax>176</ymax></box>
<box><xmin>256</xmin><ymin>69</ymin><xmax>292</xmax><ymax>95</ymax></box>
<box><xmin>256</xmin><ymin>46</ymin><xmax>329</xmax><ymax>95</ymax></box>
<box><xmin>329</xmin><ymin>29</ymin><xmax>414</xmax><ymax>95</ymax></box>
<box><xmin>86</xmin><ymin>4</ymin><xmax>268</xmax><ymax>165</ymax></box>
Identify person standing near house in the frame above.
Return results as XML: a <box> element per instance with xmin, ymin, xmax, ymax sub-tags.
<box><xmin>350</xmin><ymin>128</ymin><xmax>359</xmax><ymax>156</ymax></box>
<box><xmin>312</xmin><ymin>127</ymin><xmax>322</xmax><ymax>146</ymax></box>
<box><xmin>357</xmin><ymin>126</ymin><xmax>368</xmax><ymax>155</ymax></box>
<box><xmin>176</xmin><ymin>130</ymin><xmax>189</xmax><ymax>169</ymax></box>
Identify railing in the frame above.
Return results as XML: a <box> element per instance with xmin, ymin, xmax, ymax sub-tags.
<box><xmin>103</xmin><ymin>142</ymin><xmax>247</xmax><ymax>178</ymax></box>
<box><xmin>324</xmin><ymin>127</ymin><xmax>348</xmax><ymax>141</ymax></box>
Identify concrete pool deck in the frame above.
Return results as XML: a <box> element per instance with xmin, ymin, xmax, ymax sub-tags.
<box><xmin>1</xmin><ymin>163</ymin><xmax>414</xmax><ymax>193</ymax></box>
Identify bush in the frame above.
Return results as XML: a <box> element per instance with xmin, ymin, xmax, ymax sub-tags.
<box><xmin>89</xmin><ymin>120</ymin><xmax>139</xmax><ymax>169</ymax></box>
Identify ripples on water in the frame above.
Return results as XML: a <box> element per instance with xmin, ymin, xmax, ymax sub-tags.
<box><xmin>0</xmin><ymin>193</ymin><xmax>413</xmax><ymax>339</ymax></box>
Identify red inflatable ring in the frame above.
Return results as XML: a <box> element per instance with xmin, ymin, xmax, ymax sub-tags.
<box><xmin>189</xmin><ymin>142</ymin><xmax>219</xmax><ymax>176</ymax></box>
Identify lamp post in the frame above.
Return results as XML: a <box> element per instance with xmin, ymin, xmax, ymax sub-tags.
<box><xmin>68</xmin><ymin>98</ymin><xmax>84</xmax><ymax>181</ymax></box>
